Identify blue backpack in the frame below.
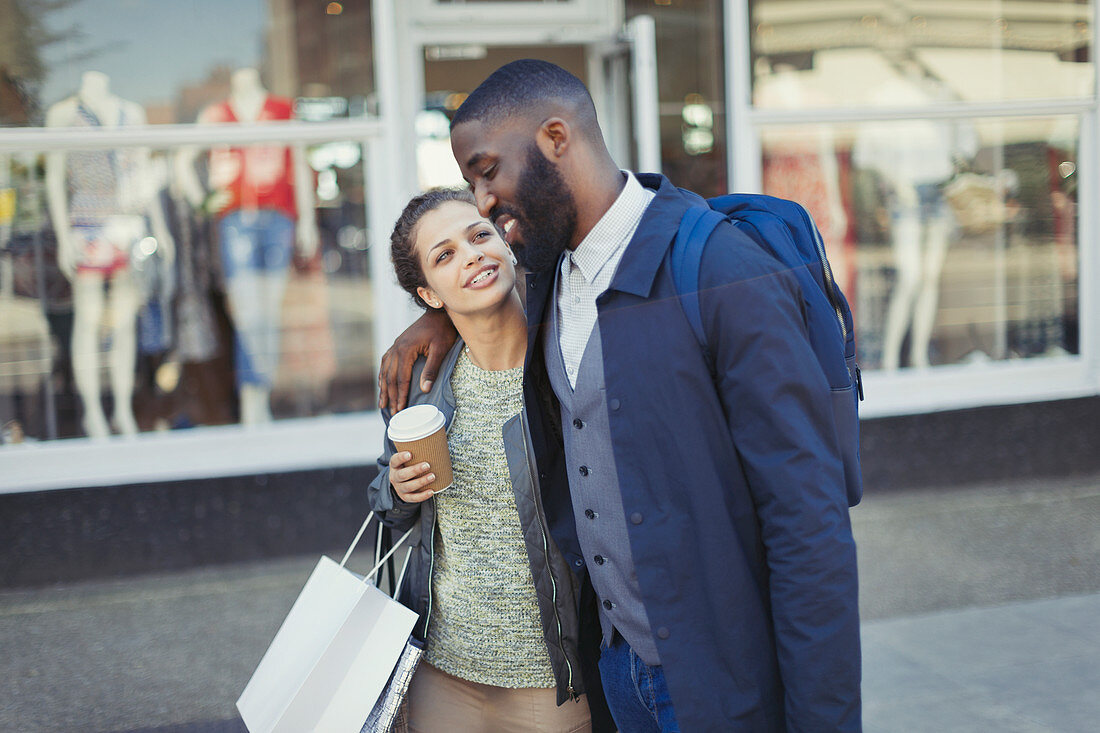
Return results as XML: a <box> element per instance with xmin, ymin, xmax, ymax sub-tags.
<box><xmin>670</xmin><ymin>191</ymin><xmax>864</xmax><ymax>507</ymax></box>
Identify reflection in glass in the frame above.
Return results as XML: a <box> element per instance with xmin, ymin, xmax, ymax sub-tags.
<box><xmin>760</xmin><ymin>116</ymin><xmax>1080</xmax><ymax>372</ymax></box>
<box><xmin>0</xmin><ymin>137</ymin><xmax>373</xmax><ymax>444</ymax></box>
<box><xmin>750</xmin><ymin>0</ymin><xmax>1094</xmax><ymax>109</ymax></box>
<box><xmin>626</xmin><ymin>0</ymin><xmax>727</xmax><ymax>197</ymax></box>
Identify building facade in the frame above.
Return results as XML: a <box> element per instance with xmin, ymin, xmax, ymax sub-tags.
<box><xmin>0</xmin><ymin>1</ymin><xmax>1097</xmax><ymax>539</ymax></box>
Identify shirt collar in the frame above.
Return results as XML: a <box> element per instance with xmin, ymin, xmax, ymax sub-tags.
<box><xmin>564</xmin><ymin>172</ymin><xmax>650</xmax><ymax>283</ymax></box>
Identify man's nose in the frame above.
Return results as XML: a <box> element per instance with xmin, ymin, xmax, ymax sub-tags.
<box><xmin>474</xmin><ymin>185</ymin><xmax>496</xmax><ymax>219</ymax></box>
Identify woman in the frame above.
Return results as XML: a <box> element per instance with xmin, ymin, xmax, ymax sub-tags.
<box><xmin>367</xmin><ymin>189</ymin><xmax>592</xmax><ymax>732</ymax></box>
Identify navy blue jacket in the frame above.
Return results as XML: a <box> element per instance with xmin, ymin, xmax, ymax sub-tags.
<box><xmin>522</xmin><ymin>174</ymin><xmax>861</xmax><ymax>732</ymax></box>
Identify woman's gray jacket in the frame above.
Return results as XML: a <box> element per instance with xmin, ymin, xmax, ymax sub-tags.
<box><xmin>367</xmin><ymin>340</ymin><xmax>585</xmax><ymax>704</ymax></box>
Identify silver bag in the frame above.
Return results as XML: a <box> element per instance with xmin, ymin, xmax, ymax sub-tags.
<box><xmin>360</xmin><ymin>526</ymin><xmax>424</xmax><ymax>733</ymax></box>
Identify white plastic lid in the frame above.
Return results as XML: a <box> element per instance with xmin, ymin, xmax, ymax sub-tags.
<box><xmin>387</xmin><ymin>404</ymin><xmax>446</xmax><ymax>442</ymax></box>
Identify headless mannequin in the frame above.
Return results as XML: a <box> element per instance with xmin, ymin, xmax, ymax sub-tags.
<box><xmin>177</xmin><ymin>68</ymin><xmax>318</xmax><ymax>425</ymax></box>
<box><xmin>45</xmin><ymin>71</ymin><xmax>175</xmax><ymax>438</ymax></box>
<box><xmin>854</xmin><ymin>77</ymin><xmax>965</xmax><ymax>370</ymax></box>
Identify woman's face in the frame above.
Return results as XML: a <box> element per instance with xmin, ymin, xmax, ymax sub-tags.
<box><xmin>414</xmin><ymin>200</ymin><xmax>518</xmax><ymax>317</ymax></box>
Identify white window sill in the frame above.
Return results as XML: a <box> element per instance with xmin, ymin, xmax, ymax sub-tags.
<box><xmin>0</xmin><ymin>412</ymin><xmax>387</xmax><ymax>494</ymax></box>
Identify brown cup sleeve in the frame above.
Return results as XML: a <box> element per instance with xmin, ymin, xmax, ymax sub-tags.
<box><xmin>392</xmin><ymin>427</ymin><xmax>453</xmax><ymax>492</ymax></box>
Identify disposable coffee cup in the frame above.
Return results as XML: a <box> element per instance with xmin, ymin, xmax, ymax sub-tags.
<box><xmin>387</xmin><ymin>404</ymin><xmax>453</xmax><ymax>493</ymax></box>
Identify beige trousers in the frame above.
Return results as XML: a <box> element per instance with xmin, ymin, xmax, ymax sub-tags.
<box><xmin>407</xmin><ymin>662</ymin><xmax>592</xmax><ymax>733</ymax></box>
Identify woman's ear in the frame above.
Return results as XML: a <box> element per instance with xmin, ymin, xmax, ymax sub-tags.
<box><xmin>417</xmin><ymin>286</ymin><xmax>443</xmax><ymax>310</ymax></box>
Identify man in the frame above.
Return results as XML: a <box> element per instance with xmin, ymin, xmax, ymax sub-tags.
<box><xmin>379</xmin><ymin>60</ymin><xmax>861</xmax><ymax>732</ymax></box>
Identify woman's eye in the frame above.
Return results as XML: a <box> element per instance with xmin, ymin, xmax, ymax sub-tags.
<box><xmin>473</xmin><ymin>230</ymin><xmax>492</xmax><ymax>242</ymax></box>
<box><xmin>435</xmin><ymin>250</ymin><xmax>451</xmax><ymax>263</ymax></box>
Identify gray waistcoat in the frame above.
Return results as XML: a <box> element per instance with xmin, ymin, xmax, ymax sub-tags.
<box><xmin>544</xmin><ymin>298</ymin><xmax>660</xmax><ymax>664</ymax></box>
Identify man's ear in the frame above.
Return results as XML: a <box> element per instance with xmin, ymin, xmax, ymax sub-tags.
<box><xmin>536</xmin><ymin>117</ymin><xmax>570</xmax><ymax>159</ymax></box>
<box><xmin>417</xmin><ymin>286</ymin><xmax>443</xmax><ymax>310</ymax></box>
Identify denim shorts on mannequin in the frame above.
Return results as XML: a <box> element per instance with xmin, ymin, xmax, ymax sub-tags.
<box><xmin>217</xmin><ymin>208</ymin><xmax>295</xmax><ymax>388</ymax></box>
<box><xmin>219</xmin><ymin>208</ymin><xmax>294</xmax><ymax>279</ymax></box>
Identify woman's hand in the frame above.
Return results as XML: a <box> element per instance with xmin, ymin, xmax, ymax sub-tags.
<box><xmin>388</xmin><ymin>451</ymin><xmax>437</xmax><ymax>503</ymax></box>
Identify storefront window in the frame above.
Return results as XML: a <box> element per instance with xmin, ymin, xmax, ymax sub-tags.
<box><xmin>750</xmin><ymin>0</ymin><xmax>1092</xmax><ymax>386</ymax></box>
<box><xmin>750</xmin><ymin>0</ymin><xmax>1093</xmax><ymax>109</ymax></box>
<box><xmin>759</xmin><ymin>115</ymin><xmax>1080</xmax><ymax>371</ymax></box>
<box><xmin>0</xmin><ymin>1</ymin><xmax>382</xmax><ymax>448</ymax></box>
<box><xmin>0</xmin><ymin>0</ymin><xmax>375</xmax><ymax>128</ymax></box>
<box><xmin>0</xmin><ymin>139</ymin><xmax>374</xmax><ymax>443</ymax></box>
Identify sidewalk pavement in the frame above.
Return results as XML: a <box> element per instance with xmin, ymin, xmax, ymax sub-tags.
<box><xmin>863</xmin><ymin>593</ymin><xmax>1099</xmax><ymax>732</ymax></box>
<box><xmin>1</xmin><ymin>473</ymin><xmax>1098</xmax><ymax>732</ymax></box>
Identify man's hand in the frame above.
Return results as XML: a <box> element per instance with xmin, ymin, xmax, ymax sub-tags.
<box><xmin>378</xmin><ymin>309</ymin><xmax>457</xmax><ymax>412</ymax></box>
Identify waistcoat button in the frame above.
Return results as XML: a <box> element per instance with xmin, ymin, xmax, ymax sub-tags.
<box><xmin>609</xmin><ymin>398</ymin><xmax>621</xmax><ymax>411</ymax></box>
<box><xmin>630</xmin><ymin>512</ymin><xmax>643</xmax><ymax>525</ymax></box>
<box><xmin>657</xmin><ymin>627</ymin><xmax>670</xmax><ymax>640</ymax></box>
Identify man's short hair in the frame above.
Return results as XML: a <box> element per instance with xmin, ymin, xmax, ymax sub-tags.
<box><xmin>451</xmin><ymin>59</ymin><xmax>597</xmax><ymax>132</ymax></box>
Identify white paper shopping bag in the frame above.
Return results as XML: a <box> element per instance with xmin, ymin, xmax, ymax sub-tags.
<box><xmin>237</xmin><ymin>514</ymin><xmax>417</xmax><ymax>733</ymax></box>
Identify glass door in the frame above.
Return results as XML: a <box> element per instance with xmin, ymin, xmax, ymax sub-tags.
<box><xmin>405</xmin><ymin>5</ymin><xmax>660</xmax><ymax>187</ymax></box>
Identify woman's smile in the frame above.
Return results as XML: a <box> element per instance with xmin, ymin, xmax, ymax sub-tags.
<box><xmin>465</xmin><ymin>264</ymin><xmax>499</xmax><ymax>289</ymax></box>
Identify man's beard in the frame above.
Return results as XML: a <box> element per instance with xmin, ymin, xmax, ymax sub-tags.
<box><xmin>499</xmin><ymin>144</ymin><xmax>577</xmax><ymax>274</ymax></box>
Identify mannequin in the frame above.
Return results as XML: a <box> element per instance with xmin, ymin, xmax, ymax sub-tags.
<box><xmin>45</xmin><ymin>71</ymin><xmax>175</xmax><ymax>438</ymax></box>
<box><xmin>177</xmin><ymin>68</ymin><xmax>318</xmax><ymax>425</ymax></box>
<box><xmin>854</xmin><ymin>76</ymin><xmax>972</xmax><ymax>371</ymax></box>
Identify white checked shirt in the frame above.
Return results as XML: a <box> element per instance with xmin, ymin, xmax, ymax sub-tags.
<box><xmin>554</xmin><ymin>173</ymin><xmax>655</xmax><ymax>388</ymax></box>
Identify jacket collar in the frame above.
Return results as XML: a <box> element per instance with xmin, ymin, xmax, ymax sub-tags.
<box><xmin>605</xmin><ymin>173</ymin><xmax>691</xmax><ymax>299</ymax></box>
<box><xmin>415</xmin><ymin>339</ymin><xmax>462</xmax><ymax>425</ymax></box>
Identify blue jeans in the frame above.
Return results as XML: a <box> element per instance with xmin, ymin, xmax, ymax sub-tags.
<box><xmin>218</xmin><ymin>209</ymin><xmax>294</xmax><ymax>387</ymax></box>
<box><xmin>598</xmin><ymin>633</ymin><xmax>680</xmax><ymax>733</ymax></box>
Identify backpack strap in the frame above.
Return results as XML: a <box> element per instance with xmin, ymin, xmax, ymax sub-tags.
<box><xmin>671</xmin><ymin>206</ymin><xmax>728</xmax><ymax>367</ymax></box>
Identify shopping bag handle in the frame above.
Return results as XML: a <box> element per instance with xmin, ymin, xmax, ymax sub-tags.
<box><xmin>372</xmin><ymin>517</ymin><xmax>415</xmax><ymax>599</ymax></box>
<box><xmin>339</xmin><ymin>511</ymin><xmax>415</xmax><ymax>586</ymax></box>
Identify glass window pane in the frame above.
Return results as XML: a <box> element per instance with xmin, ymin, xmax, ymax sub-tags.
<box><xmin>750</xmin><ymin>1</ymin><xmax>1094</xmax><ymax>109</ymax></box>
<box><xmin>759</xmin><ymin>115</ymin><xmax>1080</xmax><ymax>372</ymax></box>
<box><xmin>1</xmin><ymin>0</ymin><xmax>375</xmax><ymax>128</ymax></box>
<box><xmin>0</xmin><ymin>140</ymin><xmax>374</xmax><ymax>443</ymax></box>
<box><xmin>626</xmin><ymin>0</ymin><xmax>727</xmax><ymax>196</ymax></box>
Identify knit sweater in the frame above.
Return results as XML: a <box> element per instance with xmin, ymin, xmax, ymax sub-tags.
<box><xmin>424</xmin><ymin>350</ymin><xmax>556</xmax><ymax>688</ymax></box>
